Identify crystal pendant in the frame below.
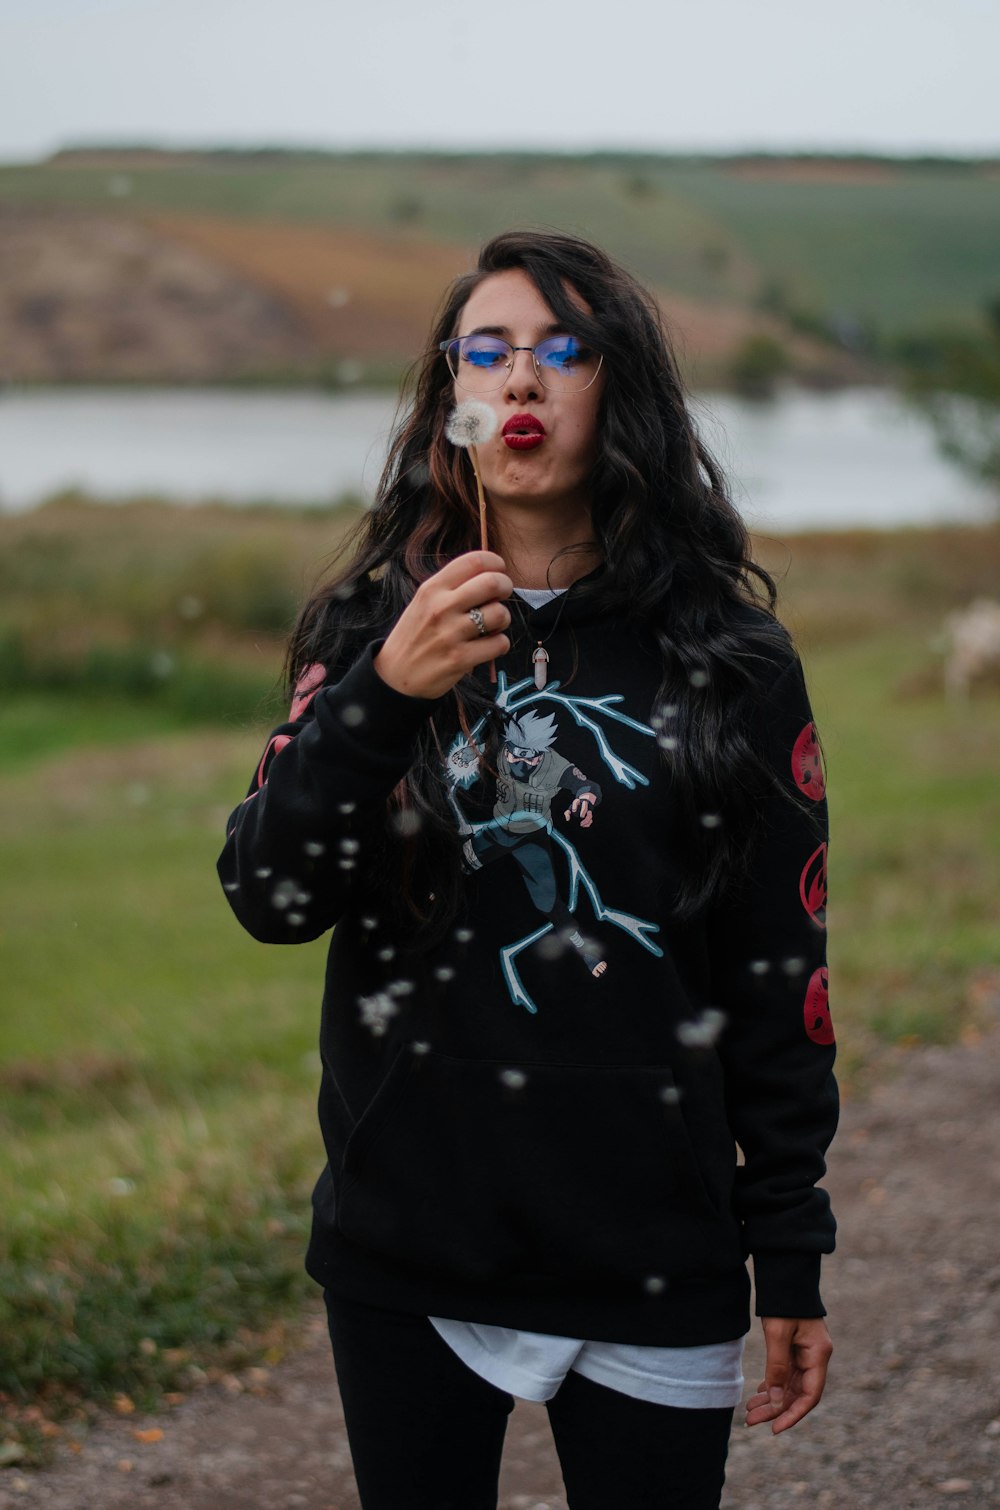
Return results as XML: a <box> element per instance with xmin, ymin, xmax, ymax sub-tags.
<box><xmin>532</xmin><ymin>644</ymin><xmax>549</xmax><ymax>690</ymax></box>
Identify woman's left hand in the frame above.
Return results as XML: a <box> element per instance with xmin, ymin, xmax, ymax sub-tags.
<box><xmin>744</xmin><ymin>1316</ymin><xmax>833</xmax><ymax>1433</ymax></box>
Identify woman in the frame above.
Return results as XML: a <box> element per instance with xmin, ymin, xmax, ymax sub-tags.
<box><xmin>218</xmin><ymin>230</ymin><xmax>837</xmax><ymax>1509</ymax></box>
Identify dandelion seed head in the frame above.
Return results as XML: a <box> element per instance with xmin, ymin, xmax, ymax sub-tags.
<box><xmin>676</xmin><ymin>1007</ymin><xmax>727</xmax><ymax>1049</ymax></box>
<box><xmin>499</xmin><ymin>1068</ymin><xmax>527</xmax><ymax>1091</ymax></box>
<box><xmin>445</xmin><ymin>400</ymin><xmax>498</xmax><ymax>449</ymax></box>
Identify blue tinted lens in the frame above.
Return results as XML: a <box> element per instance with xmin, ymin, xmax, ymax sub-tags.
<box><xmin>461</xmin><ymin>337</ymin><xmax>510</xmax><ymax>369</ymax></box>
<box><xmin>536</xmin><ymin>335</ymin><xmax>589</xmax><ymax>373</ymax></box>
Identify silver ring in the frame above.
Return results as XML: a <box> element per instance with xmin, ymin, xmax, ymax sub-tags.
<box><xmin>467</xmin><ymin>606</ymin><xmax>487</xmax><ymax>637</ymax></box>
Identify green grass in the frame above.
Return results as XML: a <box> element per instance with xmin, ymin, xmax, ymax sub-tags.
<box><xmin>2</xmin><ymin>153</ymin><xmax>999</xmax><ymax>341</ymax></box>
<box><xmin>2</xmin><ymin>513</ymin><xmax>1000</xmax><ymax>1456</ymax></box>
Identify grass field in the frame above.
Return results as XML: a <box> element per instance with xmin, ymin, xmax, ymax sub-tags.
<box><xmin>2</xmin><ymin>153</ymin><xmax>999</xmax><ymax>345</ymax></box>
<box><xmin>2</xmin><ymin>501</ymin><xmax>999</xmax><ymax>1458</ymax></box>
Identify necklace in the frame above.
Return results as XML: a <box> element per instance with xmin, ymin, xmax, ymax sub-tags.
<box><xmin>513</xmin><ymin>582</ymin><xmax>576</xmax><ymax>690</ymax></box>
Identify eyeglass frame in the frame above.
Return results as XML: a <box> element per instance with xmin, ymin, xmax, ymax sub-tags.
<box><xmin>438</xmin><ymin>334</ymin><xmax>604</xmax><ymax>393</ymax></box>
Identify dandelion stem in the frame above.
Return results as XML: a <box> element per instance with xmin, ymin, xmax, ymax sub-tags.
<box><xmin>469</xmin><ymin>445</ymin><xmax>496</xmax><ymax>684</ymax></box>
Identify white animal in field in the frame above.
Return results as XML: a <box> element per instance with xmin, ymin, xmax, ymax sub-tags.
<box><xmin>943</xmin><ymin>598</ymin><xmax>1000</xmax><ymax>698</ymax></box>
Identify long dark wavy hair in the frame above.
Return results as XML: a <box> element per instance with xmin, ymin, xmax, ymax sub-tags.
<box><xmin>286</xmin><ymin>229</ymin><xmax>793</xmax><ymax>950</ymax></box>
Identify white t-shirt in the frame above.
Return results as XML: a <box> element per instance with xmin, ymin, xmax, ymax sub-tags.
<box><xmin>428</xmin><ymin>583</ymin><xmax>746</xmax><ymax>1410</ymax></box>
<box><xmin>428</xmin><ymin>1316</ymin><xmax>745</xmax><ymax>1408</ymax></box>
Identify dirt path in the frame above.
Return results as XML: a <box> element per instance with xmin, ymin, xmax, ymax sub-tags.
<box><xmin>4</xmin><ymin>1008</ymin><xmax>999</xmax><ymax>1510</ymax></box>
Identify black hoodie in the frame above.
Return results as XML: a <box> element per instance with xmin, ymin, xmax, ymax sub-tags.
<box><xmin>217</xmin><ymin>570</ymin><xmax>837</xmax><ymax>1346</ymax></box>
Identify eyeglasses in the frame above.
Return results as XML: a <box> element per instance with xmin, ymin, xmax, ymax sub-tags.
<box><xmin>439</xmin><ymin>333</ymin><xmax>603</xmax><ymax>393</ymax></box>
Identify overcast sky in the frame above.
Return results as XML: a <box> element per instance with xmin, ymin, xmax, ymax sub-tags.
<box><xmin>1</xmin><ymin>0</ymin><xmax>997</xmax><ymax>163</ymax></box>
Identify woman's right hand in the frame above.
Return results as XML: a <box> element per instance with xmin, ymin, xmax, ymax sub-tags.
<box><xmin>373</xmin><ymin>551</ymin><xmax>514</xmax><ymax>701</ymax></box>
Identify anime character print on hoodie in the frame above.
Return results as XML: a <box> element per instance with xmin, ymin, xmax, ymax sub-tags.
<box><xmin>217</xmin><ymin>562</ymin><xmax>838</xmax><ymax>1349</ymax></box>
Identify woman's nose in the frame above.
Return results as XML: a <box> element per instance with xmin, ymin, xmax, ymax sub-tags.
<box><xmin>504</xmin><ymin>348</ymin><xmax>543</xmax><ymax>401</ymax></box>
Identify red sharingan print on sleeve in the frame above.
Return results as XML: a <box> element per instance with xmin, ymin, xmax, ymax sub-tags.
<box><xmin>803</xmin><ymin>966</ymin><xmax>834</xmax><ymax>1045</ymax></box>
<box><xmin>290</xmin><ymin>662</ymin><xmax>327</xmax><ymax>721</ymax></box>
<box><xmin>791</xmin><ymin>721</ymin><xmax>826</xmax><ymax>801</ymax></box>
<box><xmin>799</xmin><ymin>842</ymin><xmax>828</xmax><ymax>929</ymax></box>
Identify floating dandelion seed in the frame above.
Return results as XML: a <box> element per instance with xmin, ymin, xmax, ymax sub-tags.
<box><xmin>433</xmin><ymin>964</ymin><xmax>456</xmax><ymax>982</ymax></box>
<box><xmin>338</xmin><ymin>858</ymin><xmax>357</xmax><ymax>871</ymax></box>
<box><xmin>657</xmin><ymin>734</ymin><xmax>679</xmax><ymax>751</ymax></box>
<box><xmin>537</xmin><ymin>930</ymin><xmax>570</xmax><ymax>961</ymax></box>
<box><xmin>676</xmin><ymin>1008</ymin><xmax>727</xmax><ymax>1048</ymax></box>
<box><xmin>445</xmin><ymin>400</ymin><xmax>498</xmax><ymax>449</ymax></box>
<box><xmin>303</xmin><ymin>840</ymin><xmax>325</xmax><ymax>857</ymax></box>
<box><xmin>643</xmin><ymin>1275</ymin><xmax>667</xmax><ymax>1295</ymax></box>
<box><xmin>689</xmin><ymin>668</ymin><xmax>709</xmax><ymax>688</ymax></box>
<box><xmin>341</xmin><ymin>703</ymin><xmax>365</xmax><ymax>727</ymax></box>
<box><xmin>287</xmin><ymin>911</ymin><xmax>306</xmax><ymax>926</ymax></box>
<box><xmin>360</xmin><ymin>915</ymin><xmax>378</xmax><ymax>930</ymax></box>
<box><xmin>454</xmin><ymin>927</ymin><xmax>474</xmax><ymax>943</ymax></box>
<box><xmin>387</xmin><ymin>978</ymin><xmax>416</xmax><ymax>996</ymax></box>
<box><xmin>254</xmin><ymin>867</ymin><xmax>273</xmax><ymax>879</ymax></box>
<box><xmin>339</xmin><ymin>837</ymin><xmax>360</xmax><ymax>854</ymax></box>
<box><xmin>391</xmin><ymin>810</ymin><xmax>423</xmax><ymax>837</ymax></box>
<box><xmin>377</xmin><ymin>945</ymin><xmax>396</xmax><ymax>962</ymax></box>
<box><xmin>332</xmin><ymin>579</ymin><xmax>357</xmax><ymax>600</ymax></box>
<box><xmin>109</xmin><ymin>1177</ymin><xmax>136</xmax><ymax>1197</ymax></box>
<box><xmin>222</xmin><ymin>881</ymin><xmax>239</xmax><ymax>893</ymax></box>
<box><xmin>357</xmin><ymin>992</ymin><xmax>398</xmax><ymax>1036</ymax></box>
<box><xmin>659</xmin><ymin>1085</ymin><xmax>682</xmax><ymax>1106</ymax></box>
<box><xmin>782</xmin><ymin>956</ymin><xmax>806</xmax><ymax>976</ymax></box>
<box><xmin>411</xmin><ymin>1040</ymin><xmax>431</xmax><ymax>1055</ymax></box>
<box><xmin>749</xmin><ymin>959</ymin><xmax>771</xmax><ymax>977</ymax></box>
<box><xmin>294</xmin><ymin>890</ymin><xmax>312</xmax><ymax>905</ymax></box>
<box><xmin>337</xmin><ymin>801</ymin><xmax>357</xmax><ymax>815</ymax></box>
<box><xmin>270</xmin><ymin>878</ymin><xmax>298</xmax><ymax>910</ymax></box>
<box><xmin>499</xmin><ymin>1068</ymin><xmax>527</xmax><ymax>1090</ymax></box>
<box><xmin>699</xmin><ymin>813</ymin><xmax>722</xmax><ymax>829</ymax></box>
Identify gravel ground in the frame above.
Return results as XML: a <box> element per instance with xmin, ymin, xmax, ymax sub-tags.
<box><xmin>4</xmin><ymin>995</ymin><xmax>999</xmax><ymax>1510</ymax></box>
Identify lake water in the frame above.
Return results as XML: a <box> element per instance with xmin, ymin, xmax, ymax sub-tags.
<box><xmin>0</xmin><ymin>385</ymin><xmax>995</xmax><ymax>532</ymax></box>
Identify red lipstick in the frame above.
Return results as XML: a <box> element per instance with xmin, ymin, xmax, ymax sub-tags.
<box><xmin>502</xmin><ymin>413</ymin><xmax>546</xmax><ymax>451</ymax></box>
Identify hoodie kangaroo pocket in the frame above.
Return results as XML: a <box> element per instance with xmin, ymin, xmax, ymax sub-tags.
<box><xmin>335</xmin><ymin>1049</ymin><xmax>743</xmax><ymax>1288</ymax></box>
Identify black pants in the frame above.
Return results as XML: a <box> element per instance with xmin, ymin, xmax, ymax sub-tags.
<box><xmin>324</xmin><ymin>1290</ymin><xmax>735</xmax><ymax>1510</ymax></box>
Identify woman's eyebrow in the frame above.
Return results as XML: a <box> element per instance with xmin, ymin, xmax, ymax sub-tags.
<box><xmin>465</xmin><ymin>322</ymin><xmax>569</xmax><ymax>338</ymax></box>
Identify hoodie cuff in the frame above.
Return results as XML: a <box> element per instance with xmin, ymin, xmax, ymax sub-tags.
<box><xmin>312</xmin><ymin>637</ymin><xmax>446</xmax><ymax>754</ymax></box>
<box><xmin>752</xmin><ymin>1251</ymin><xmax>826</xmax><ymax>1319</ymax></box>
